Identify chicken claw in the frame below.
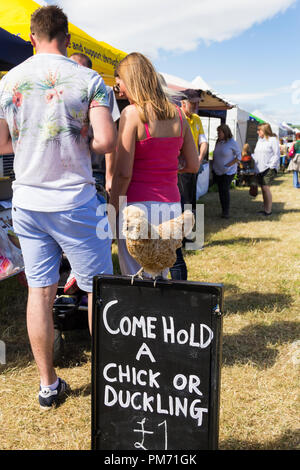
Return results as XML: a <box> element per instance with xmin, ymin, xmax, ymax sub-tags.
<box><xmin>130</xmin><ymin>267</ymin><xmax>144</xmax><ymax>285</ymax></box>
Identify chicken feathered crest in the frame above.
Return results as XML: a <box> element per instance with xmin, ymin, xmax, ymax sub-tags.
<box><xmin>122</xmin><ymin>205</ymin><xmax>195</xmax><ymax>278</ymax></box>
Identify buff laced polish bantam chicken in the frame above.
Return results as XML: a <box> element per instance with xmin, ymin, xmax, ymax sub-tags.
<box><xmin>122</xmin><ymin>205</ymin><xmax>195</xmax><ymax>285</ymax></box>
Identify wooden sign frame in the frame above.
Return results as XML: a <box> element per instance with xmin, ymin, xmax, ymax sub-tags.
<box><xmin>91</xmin><ymin>275</ymin><xmax>223</xmax><ymax>451</ymax></box>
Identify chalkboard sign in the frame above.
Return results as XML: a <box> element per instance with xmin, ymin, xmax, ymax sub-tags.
<box><xmin>91</xmin><ymin>275</ymin><xmax>223</xmax><ymax>451</ymax></box>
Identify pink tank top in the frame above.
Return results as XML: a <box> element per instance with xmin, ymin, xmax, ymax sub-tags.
<box><xmin>126</xmin><ymin>107</ymin><xmax>183</xmax><ymax>203</ymax></box>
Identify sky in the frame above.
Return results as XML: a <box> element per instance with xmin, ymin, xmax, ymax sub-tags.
<box><xmin>42</xmin><ymin>0</ymin><xmax>300</xmax><ymax>125</ymax></box>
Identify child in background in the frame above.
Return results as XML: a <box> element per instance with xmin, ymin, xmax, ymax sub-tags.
<box><xmin>239</xmin><ymin>143</ymin><xmax>258</xmax><ymax>197</ymax></box>
<box><xmin>238</xmin><ymin>143</ymin><xmax>255</xmax><ymax>186</ymax></box>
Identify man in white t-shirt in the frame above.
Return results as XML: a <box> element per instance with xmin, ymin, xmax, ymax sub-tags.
<box><xmin>0</xmin><ymin>5</ymin><xmax>116</xmax><ymax>409</ymax></box>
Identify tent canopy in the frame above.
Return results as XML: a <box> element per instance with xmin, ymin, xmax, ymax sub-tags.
<box><xmin>160</xmin><ymin>72</ymin><xmax>234</xmax><ymax>111</ymax></box>
<box><xmin>249</xmin><ymin>113</ymin><xmax>265</xmax><ymax>124</ymax></box>
<box><xmin>0</xmin><ymin>26</ymin><xmax>33</xmax><ymax>71</ymax></box>
<box><xmin>280</xmin><ymin>121</ymin><xmax>296</xmax><ymax>133</ymax></box>
<box><xmin>0</xmin><ymin>0</ymin><xmax>127</xmax><ymax>86</ymax></box>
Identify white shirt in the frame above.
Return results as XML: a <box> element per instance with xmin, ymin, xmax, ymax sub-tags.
<box><xmin>252</xmin><ymin>137</ymin><xmax>280</xmax><ymax>173</ymax></box>
<box><xmin>213</xmin><ymin>138</ymin><xmax>241</xmax><ymax>176</ymax></box>
<box><xmin>0</xmin><ymin>53</ymin><xmax>109</xmax><ymax>211</ymax></box>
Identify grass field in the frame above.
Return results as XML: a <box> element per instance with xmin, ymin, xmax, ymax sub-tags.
<box><xmin>0</xmin><ymin>171</ymin><xmax>299</xmax><ymax>450</ymax></box>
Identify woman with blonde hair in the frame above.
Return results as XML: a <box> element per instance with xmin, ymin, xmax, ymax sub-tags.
<box><xmin>109</xmin><ymin>52</ymin><xmax>199</xmax><ymax>277</ymax></box>
<box><xmin>252</xmin><ymin>123</ymin><xmax>280</xmax><ymax>216</ymax></box>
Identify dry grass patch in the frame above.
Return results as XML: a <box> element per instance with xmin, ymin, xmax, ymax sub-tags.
<box><xmin>0</xmin><ymin>172</ymin><xmax>299</xmax><ymax>450</ymax></box>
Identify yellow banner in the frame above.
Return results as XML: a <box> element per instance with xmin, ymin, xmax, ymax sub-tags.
<box><xmin>0</xmin><ymin>0</ymin><xmax>127</xmax><ymax>86</ymax></box>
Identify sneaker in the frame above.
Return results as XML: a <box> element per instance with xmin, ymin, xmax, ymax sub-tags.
<box><xmin>64</xmin><ymin>273</ymin><xmax>79</xmax><ymax>295</ymax></box>
<box><xmin>38</xmin><ymin>378</ymin><xmax>69</xmax><ymax>410</ymax></box>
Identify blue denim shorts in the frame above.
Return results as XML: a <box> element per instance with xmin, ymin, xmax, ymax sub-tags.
<box><xmin>12</xmin><ymin>195</ymin><xmax>113</xmax><ymax>292</ymax></box>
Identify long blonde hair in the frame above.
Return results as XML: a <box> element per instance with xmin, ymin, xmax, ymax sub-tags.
<box><xmin>258</xmin><ymin>123</ymin><xmax>273</xmax><ymax>139</ymax></box>
<box><xmin>115</xmin><ymin>52</ymin><xmax>176</xmax><ymax>123</ymax></box>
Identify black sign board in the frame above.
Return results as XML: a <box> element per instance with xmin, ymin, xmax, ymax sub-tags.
<box><xmin>246</xmin><ymin>120</ymin><xmax>259</xmax><ymax>153</ymax></box>
<box><xmin>92</xmin><ymin>275</ymin><xmax>223</xmax><ymax>451</ymax></box>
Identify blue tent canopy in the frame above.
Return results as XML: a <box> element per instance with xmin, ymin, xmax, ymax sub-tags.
<box><xmin>0</xmin><ymin>27</ymin><xmax>33</xmax><ymax>71</ymax></box>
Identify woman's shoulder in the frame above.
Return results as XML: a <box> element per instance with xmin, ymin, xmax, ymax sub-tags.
<box><xmin>226</xmin><ymin>137</ymin><xmax>238</xmax><ymax>148</ymax></box>
<box><xmin>121</xmin><ymin>104</ymin><xmax>138</xmax><ymax>118</ymax></box>
<box><xmin>120</xmin><ymin>104</ymin><xmax>140</xmax><ymax>128</ymax></box>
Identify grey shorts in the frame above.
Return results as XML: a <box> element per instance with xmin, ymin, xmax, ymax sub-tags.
<box><xmin>257</xmin><ymin>168</ymin><xmax>277</xmax><ymax>186</ymax></box>
<box><xmin>12</xmin><ymin>195</ymin><xmax>113</xmax><ymax>292</ymax></box>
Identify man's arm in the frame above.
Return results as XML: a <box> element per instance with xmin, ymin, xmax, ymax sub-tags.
<box><xmin>199</xmin><ymin>140</ymin><xmax>208</xmax><ymax>164</ymax></box>
<box><xmin>0</xmin><ymin>119</ymin><xmax>13</xmax><ymax>154</ymax></box>
<box><xmin>198</xmin><ymin>119</ymin><xmax>208</xmax><ymax>164</ymax></box>
<box><xmin>89</xmin><ymin>106</ymin><xmax>117</xmax><ymax>155</ymax></box>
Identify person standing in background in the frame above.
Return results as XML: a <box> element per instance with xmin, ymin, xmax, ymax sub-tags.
<box><xmin>212</xmin><ymin>124</ymin><xmax>241</xmax><ymax>219</ymax></box>
<box><xmin>279</xmin><ymin>138</ymin><xmax>288</xmax><ymax>172</ymax></box>
<box><xmin>252</xmin><ymin>123</ymin><xmax>280</xmax><ymax>215</ymax></box>
<box><xmin>179</xmin><ymin>89</ymin><xmax>208</xmax><ymax>212</ymax></box>
<box><xmin>287</xmin><ymin>132</ymin><xmax>300</xmax><ymax>188</ymax></box>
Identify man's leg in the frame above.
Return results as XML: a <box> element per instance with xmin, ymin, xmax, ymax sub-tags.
<box><xmin>56</xmin><ymin>195</ymin><xmax>113</xmax><ymax>336</ymax></box>
<box><xmin>223</xmin><ymin>175</ymin><xmax>234</xmax><ymax>216</ymax></box>
<box><xmin>27</xmin><ymin>284</ymin><xmax>58</xmax><ymax>386</ymax></box>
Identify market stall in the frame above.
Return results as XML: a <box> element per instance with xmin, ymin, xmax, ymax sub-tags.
<box><xmin>0</xmin><ymin>0</ymin><xmax>127</xmax><ymax>86</ymax></box>
<box><xmin>160</xmin><ymin>72</ymin><xmax>233</xmax><ymax>112</ymax></box>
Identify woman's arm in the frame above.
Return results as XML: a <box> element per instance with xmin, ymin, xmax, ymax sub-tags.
<box><xmin>109</xmin><ymin>105</ymin><xmax>138</xmax><ymax>214</ymax></box>
<box><xmin>225</xmin><ymin>140</ymin><xmax>241</xmax><ymax>167</ymax></box>
<box><xmin>179</xmin><ymin>112</ymin><xmax>200</xmax><ymax>174</ymax></box>
<box><xmin>269</xmin><ymin>137</ymin><xmax>280</xmax><ymax>169</ymax></box>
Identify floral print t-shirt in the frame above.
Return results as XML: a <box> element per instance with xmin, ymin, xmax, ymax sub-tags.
<box><xmin>0</xmin><ymin>53</ymin><xmax>109</xmax><ymax>211</ymax></box>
